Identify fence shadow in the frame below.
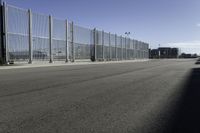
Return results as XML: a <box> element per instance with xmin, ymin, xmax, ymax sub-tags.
<box><xmin>164</xmin><ymin>68</ymin><xmax>200</xmax><ymax>133</ymax></box>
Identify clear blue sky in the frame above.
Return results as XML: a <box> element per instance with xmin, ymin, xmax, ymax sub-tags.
<box><xmin>3</xmin><ymin>0</ymin><xmax>200</xmax><ymax>54</ymax></box>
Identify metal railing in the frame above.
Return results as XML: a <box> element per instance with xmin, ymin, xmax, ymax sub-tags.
<box><xmin>0</xmin><ymin>2</ymin><xmax>149</xmax><ymax>64</ymax></box>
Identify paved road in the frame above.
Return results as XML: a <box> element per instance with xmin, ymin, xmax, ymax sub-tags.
<box><xmin>0</xmin><ymin>59</ymin><xmax>199</xmax><ymax>133</ymax></box>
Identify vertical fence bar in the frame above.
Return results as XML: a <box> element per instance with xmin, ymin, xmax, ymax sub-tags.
<box><xmin>109</xmin><ymin>32</ymin><xmax>111</xmax><ymax>60</ymax></box>
<box><xmin>125</xmin><ymin>37</ymin><xmax>127</xmax><ymax>60</ymax></box>
<box><xmin>102</xmin><ymin>30</ymin><xmax>104</xmax><ymax>61</ymax></box>
<box><xmin>121</xmin><ymin>36</ymin><xmax>123</xmax><ymax>60</ymax></box>
<box><xmin>141</xmin><ymin>42</ymin><xmax>143</xmax><ymax>59</ymax></box>
<box><xmin>65</xmin><ymin>19</ymin><xmax>69</xmax><ymax>62</ymax></box>
<box><xmin>49</xmin><ymin>15</ymin><xmax>53</xmax><ymax>63</ymax></box>
<box><xmin>147</xmin><ymin>43</ymin><xmax>148</xmax><ymax>59</ymax></box>
<box><xmin>28</xmin><ymin>9</ymin><xmax>32</xmax><ymax>64</ymax></box>
<box><xmin>133</xmin><ymin>40</ymin><xmax>135</xmax><ymax>59</ymax></box>
<box><xmin>3</xmin><ymin>2</ymin><xmax>8</xmax><ymax>64</ymax></box>
<box><xmin>71</xmin><ymin>21</ymin><xmax>75</xmax><ymax>62</ymax></box>
<box><xmin>129</xmin><ymin>38</ymin><xmax>131</xmax><ymax>60</ymax></box>
<box><xmin>93</xmin><ymin>28</ymin><xmax>96</xmax><ymax>61</ymax></box>
<box><xmin>133</xmin><ymin>40</ymin><xmax>134</xmax><ymax>59</ymax></box>
<box><xmin>131</xmin><ymin>39</ymin><xmax>133</xmax><ymax>59</ymax></box>
<box><xmin>143</xmin><ymin>43</ymin><xmax>144</xmax><ymax>59</ymax></box>
<box><xmin>115</xmin><ymin>34</ymin><xmax>117</xmax><ymax>60</ymax></box>
<box><xmin>0</xmin><ymin>2</ymin><xmax>2</xmax><ymax>63</ymax></box>
<box><xmin>140</xmin><ymin>41</ymin><xmax>141</xmax><ymax>59</ymax></box>
<box><xmin>135</xmin><ymin>40</ymin><xmax>137</xmax><ymax>59</ymax></box>
<box><xmin>139</xmin><ymin>41</ymin><xmax>141</xmax><ymax>59</ymax></box>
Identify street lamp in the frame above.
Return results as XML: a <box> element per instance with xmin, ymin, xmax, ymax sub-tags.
<box><xmin>125</xmin><ymin>32</ymin><xmax>131</xmax><ymax>37</ymax></box>
<box><xmin>158</xmin><ymin>44</ymin><xmax>161</xmax><ymax>59</ymax></box>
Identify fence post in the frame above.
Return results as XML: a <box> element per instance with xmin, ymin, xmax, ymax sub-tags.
<box><xmin>131</xmin><ymin>39</ymin><xmax>133</xmax><ymax>59</ymax></box>
<box><xmin>115</xmin><ymin>34</ymin><xmax>117</xmax><ymax>60</ymax></box>
<box><xmin>136</xmin><ymin>41</ymin><xmax>138</xmax><ymax>59</ymax></box>
<box><xmin>109</xmin><ymin>32</ymin><xmax>111</xmax><ymax>61</ymax></box>
<box><xmin>3</xmin><ymin>2</ymin><xmax>8</xmax><ymax>64</ymax></box>
<box><xmin>129</xmin><ymin>38</ymin><xmax>131</xmax><ymax>60</ymax></box>
<box><xmin>133</xmin><ymin>40</ymin><xmax>135</xmax><ymax>59</ymax></box>
<box><xmin>135</xmin><ymin>40</ymin><xmax>136</xmax><ymax>59</ymax></box>
<box><xmin>121</xmin><ymin>36</ymin><xmax>122</xmax><ymax>60</ymax></box>
<box><xmin>0</xmin><ymin>2</ymin><xmax>3</xmax><ymax>64</ymax></box>
<box><xmin>28</xmin><ymin>9</ymin><xmax>32</xmax><ymax>64</ymax></box>
<box><xmin>137</xmin><ymin>41</ymin><xmax>139</xmax><ymax>59</ymax></box>
<box><xmin>147</xmin><ymin>43</ymin><xmax>149</xmax><ymax>59</ymax></box>
<box><xmin>102</xmin><ymin>30</ymin><xmax>104</xmax><ymax>61</ymax></box>
<box><xmin>71</xmin><ymin>21</ymin><xmax>75</xmax><ymax>62</ymax></box>
<box><xmin>65</xmin><ymin>19</ymin><xmax>69</xmax><ymax>62</ymax></box>
<box><xmin>140</xmin><ymin>41</ymin><xmax>141</xmax><ymax>59</ymax></box>
<box><xmin>125</xmin><ymin>37</ymin><xmax>127</xmax><ymax>60</ymax></box>
<box><xmin>143</xmin><ymin>43</ymin><xmax>144</xmax><ymax>59</ymax></box>
<box><xmin>93</xmin><ymin>28</ymin><xmax>97</xmax><ymax>61</ymax></box>
<box><xmin>138</xmin><ymin>41</ymin><xmax>139</xmax><ymax>59</ymax></box>
<box><xmin>139</xmin><ymin>41</ymin><xmax>141</xmax><ymax>59</ymax></box>
<box><xmin>49</xmin><ymin>15</ymin><xmax>53</xmax><ymax>63</ymax></box>
<box><xmin>133</xmin><ymin>40</ymin><xmax>134</xmax><ymax>59</ymax></box>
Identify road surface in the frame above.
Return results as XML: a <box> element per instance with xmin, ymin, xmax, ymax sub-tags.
<box><xmin>0</xmin><ymin>59</ymin><xmax>199</xmax><ymax>133</ymax></box>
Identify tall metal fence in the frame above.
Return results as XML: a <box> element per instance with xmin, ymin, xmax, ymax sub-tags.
<box><xmin>0</xmin><ymin>3</ymin><xmax>149</xmax><ymax>64</ymax></box>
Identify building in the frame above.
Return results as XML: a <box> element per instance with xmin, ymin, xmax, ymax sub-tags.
<box><xmin>150</xmin><ymin>47</ymin><xmax>179</xmax><ymax>59</ymax></box>
<box><xmin>179</xmin><ymin>53</ymin><xmax>198</xmax><ymax>58</ymax></box>
<box><xmin>149</xmin><ymin>49</ymin><xmax>159</xmax><ymax>58</ymax></box>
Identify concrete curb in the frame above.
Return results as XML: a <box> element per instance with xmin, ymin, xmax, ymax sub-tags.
<box><xmin>0</xmin><ymin>60</ymin><xmax>149</xmax><ymax>70</ymax></box>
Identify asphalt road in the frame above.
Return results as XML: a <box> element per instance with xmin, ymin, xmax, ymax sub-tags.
<box><xmin>0</xmin><ymin>59</ymin><xmax>199</xmax><ymax>133</ymax></box>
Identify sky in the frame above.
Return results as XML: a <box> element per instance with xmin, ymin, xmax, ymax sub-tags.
<box><xmin>3</xmin><ymin>0</ymin><xmax>200</xmax><ymax>54</ymax></box>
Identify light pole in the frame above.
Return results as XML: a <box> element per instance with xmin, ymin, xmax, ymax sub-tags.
<box><xmin>158</xmin><ymin>44</ymin><xmax>161</xmax><ymax>59</ymax></box>
<box><xmin>125</xmin><ymin>32</ymin><xmax>131</xmax><ymax>37</ymax></box>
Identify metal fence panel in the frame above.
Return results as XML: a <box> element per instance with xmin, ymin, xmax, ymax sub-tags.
<box><xmin>52</xmin><ymin>19</ymin><xmax>66</xmax><ymax>61</ymax></box>
<box><xmin>122</xmin><ymin>37</ymin><xmax>126</xmax><ymax>59</ymax></box>
<box><xmin>7</xmin><ymin>5</ymin><xmax>29</xmax><ymax>62</ymax></box>
<box><xmin>32</xmin><ymin>12</ymin><xmax>49</xmax><ymax>61</ymax></box>
<box><xmin>126</xmin><ymin>39</ymin><xmax>131</xmax><ymax>59</ymax></box>
<box><xmin>67</xmin><ymin>22</ymin><xmax>73</xmax><ymax>60</ymax></box>
<box><xmin>129</xmin><ymin>39</ymin><xmax>134</xmax><ymax>59</ymax></box>
<box><xmin>117</xmin><ymin>36</ymin><xmax>122</xmax><ymax>60</ymax></box>
<box><xmin>74</xmin><ymin>25</ymin><xmax>92</xmax><ymax>59</ymax></box>
<box><xmin>96</xmin><ymin>30</ymin><xmax>103</xmax><ymax>59</ymax></box>
<box><xmin>104</xmin><ymin>32</ymin><xmax>110</xmax><ymax>59</ymax></box>
<box><xmin>4</xmin><ymin>3</ymin><xmax>149</xmax><ymax>64</ymax></box>
<box><xmin>110</xmin><ymin>34</ymin><xmax>115</xmax><ymax>59</ymax></box>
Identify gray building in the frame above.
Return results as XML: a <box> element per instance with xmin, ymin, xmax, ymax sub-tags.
<box><xmin>150</xmin><ymin>47</ymin><xmax>179</xmax><ymax>59</ymax></box>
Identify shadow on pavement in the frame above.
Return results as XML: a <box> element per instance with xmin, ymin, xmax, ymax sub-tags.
<box><xmin>164</xmin><ymin>68</ymin><xmax>200</xmax><ymax>133</ymax></box>
<box><xmin>195</xmin><ymin>61</ymin><xmax>200</xmax><ymax>64</ymax></box>
<box><xmin>195</xmin><ymin>58</ymin><xmax>200</xmax><ymax>64</ymax></box>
